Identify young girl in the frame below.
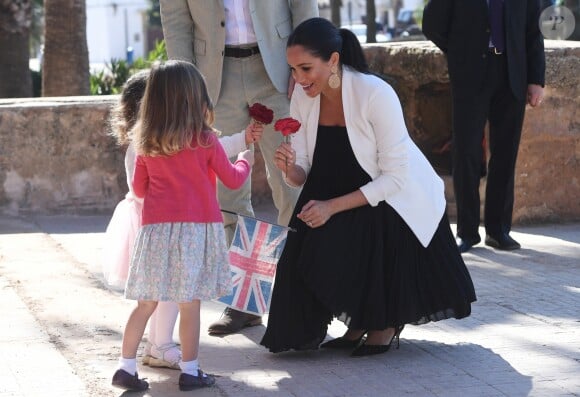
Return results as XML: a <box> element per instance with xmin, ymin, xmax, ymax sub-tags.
<box><xmin>111</xmin><ymin>60</ymin><xmax>253</xmax><ymax>392</ymax></box>
<box><xmin>104</xmin><ymin>70</ymin><xmax>185</xmax><ymax>370</ymax></box>
<box><xmin>104</xmin><ymin>71</ymin><xmax>262</xmax><ymax>371</ymax></box>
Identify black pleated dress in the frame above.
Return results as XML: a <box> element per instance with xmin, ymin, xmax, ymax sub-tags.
<box><xmin>260</xmin><ymin>125</ymin><xmax>476</xmax><ymax>353</ymax></box>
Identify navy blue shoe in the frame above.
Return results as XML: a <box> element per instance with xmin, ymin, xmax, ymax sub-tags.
<box><xmin>111</xmin><ymin>369</ymin><xmax>149</xmax><ymax>391</ymax></box>
<box><xmin>178</xmin><ymin>370</ymin><xmax>216</xmax><ymax>391</ymax></box>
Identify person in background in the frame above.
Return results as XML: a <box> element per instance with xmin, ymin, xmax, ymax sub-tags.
<box><xmin>160</xmin><ymin>0</ymin><xmax>319</xmax><ymax>335</ymax></box>
<box><xmin>422</xmin><ymin>0</ymin><xmax>545</xmax><ymax>253</ymax></box>
<box><xmin>111</xmin><ymin>60</ymin><xmax>252</xmax><ymax>392</ymax></box>
<box><xmin>260</xmin><ymin>18</ymin><xmax>476</xmax><ymax>356</ymax></box>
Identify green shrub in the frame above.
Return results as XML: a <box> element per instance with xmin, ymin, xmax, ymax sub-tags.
<box><xmin>90</xmin><ymin>40</ymin><xmax>167</xmax><ymax>95</ymax></box>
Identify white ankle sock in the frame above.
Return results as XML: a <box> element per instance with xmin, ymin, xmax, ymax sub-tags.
<box><xmin>179</xmin><ymin>359</ymin><xmax>200</xmax><ymax>376</ymax></box>
<box><xmin>118</xmin><ymin>357</ymin><xmax>137</xmax><ymax>375</ymax></box>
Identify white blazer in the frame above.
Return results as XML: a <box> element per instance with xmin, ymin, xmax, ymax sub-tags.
<box><xmin>290</xmin><ymin>67</ymin><xmax>446</xmax><ymax>247</ymax></box>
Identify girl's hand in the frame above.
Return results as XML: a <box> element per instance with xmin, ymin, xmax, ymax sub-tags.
<box><xmin>238</xmin><ymin>149</ymin><xmax>254</xmax><ymax>166</ymax></box>
<box><xmin>245</xmin><ymin>121</ymin><xmax>264</xmax><ymax>145</ymax></box>
<box><xmin>273</xmin><ymin>142</ymin><xmax>295</xmax><ymax>172</ymax></box>
<box><xmin>297</xmin><ymin>199</ymin><xmax>333</xmax><ymax>228</ymax></box>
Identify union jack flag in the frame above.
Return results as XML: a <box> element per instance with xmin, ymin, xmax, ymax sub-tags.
<box><xmin>218</xmin><ymin>216</ymin><xmax>288</xmax><ymax>315</ymax></box>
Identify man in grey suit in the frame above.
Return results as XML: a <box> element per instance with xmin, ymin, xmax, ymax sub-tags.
<box><xmin>160</xmin><ymin>0</ymin><xmax>318</xmax><ymax>334</ymax></box>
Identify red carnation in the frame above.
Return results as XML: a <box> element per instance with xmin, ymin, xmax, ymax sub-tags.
<box><xmin>274</xmin><ymin>117</ymin><xmax>301</xmax><ymax>142</ymax></box>
<box><xmin>249</xmin><ymin>103</ymin><xmax>274</xmax><ymax>125</ymax></box>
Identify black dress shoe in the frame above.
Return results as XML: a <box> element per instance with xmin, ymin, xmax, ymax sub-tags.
<box><xmin>485</xmin><ymin>233</ymin><xmax>521</xmax><ymax>250</ymax></box>
<box><xmin>178</xmin><ymin>370</ymin><xmax>216</xmax><ymax>391</ymax></box>
<box><xmin>456</xmin><ymin>236</ymin><xmax>481</xmax><ymax>253</ymax></box>
<box><xmin>111</xmin><ymin>369</ymin><xmax>149</xmax><ymax>391</ymax></box>
<box><xmin>208</xmin><ymin>307</ymin><xmax>262</xmax><ymax>335</ymax></box>
<box><xmin>320</xmin><ymin>331</ymin><xmax>366</xmax><ymax>349</ymax></box>
<box><xmin>351</xmin><ymin>326</ymin><xmax>404</xmax><ymax>357</ymax></box>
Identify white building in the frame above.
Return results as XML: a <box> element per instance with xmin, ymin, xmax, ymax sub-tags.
<box><xmin>318</xmin><ymin>0</ymin><xmax>423</xmax><ymax>30</ymax></box>
<box><xmin>86</xmin><ymin>0</ymin><xmax>149</xmax><ymax>66</ymax></box>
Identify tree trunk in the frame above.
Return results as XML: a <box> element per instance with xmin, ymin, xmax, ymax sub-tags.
<box><xmin>0</xmin><ymin>0</ymin><xmax>32</xmax><ymax>98</ymax></box>
<box><xmin>366</xmin><ymin>0</ymin><xmax>377</xmax><ymax>43</ymax></box>
<box><xmin>330</xmin><ymin>0</ymin><xmax>342</xmax><ymax>27</ymax></box>
<box><xmin>42</xmin><ymin>0</ymin><xmax>90</xmax><ymax>96</ymax></box>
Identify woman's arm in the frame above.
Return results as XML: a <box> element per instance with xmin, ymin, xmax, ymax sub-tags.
<box><xmin>297</xmin><ymin>190</ymin><xmax>368</xmax><ymax>228</ymax></box>
<box><xmin>209</xmin><ymin>136</ymin><xmax>251</xmax><ymax>190</ymax></box>
<box><xmin>358</xmin><ymin>82</ymin><xmax>410</xmax><ymax>207</ymax></box>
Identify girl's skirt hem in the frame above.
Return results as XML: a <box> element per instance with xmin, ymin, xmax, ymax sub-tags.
<box><xmin>125</xmin><ymin>222</ymin><xmax>232</xmax><ymax>302</ymax></box>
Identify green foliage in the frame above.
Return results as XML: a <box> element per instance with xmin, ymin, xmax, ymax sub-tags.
<box><xmin>90</xmin><ymin>59</ymin><xmax>130</xmax><ymax>95</ymax></box>
<box><xmin>89</xmin><ymin>40</ymin><xmax>168</xmax><ymax>95</ymax></box>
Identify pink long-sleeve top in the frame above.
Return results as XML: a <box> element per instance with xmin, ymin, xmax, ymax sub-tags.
<box><xmin>133</xmin><ymin>132</ymin><xmax>250</xmax><ymax>225</ymax></box>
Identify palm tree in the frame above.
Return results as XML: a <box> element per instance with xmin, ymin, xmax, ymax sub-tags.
<box><xmin>330</xmin><ymin>0</ymin><xmax>342</xmax><ymax>27</ymax></box>
<box><xmin>30</xmin><ymin>0</ymin><xmax>44</xmax><ymax>60</ymax></box>
<box><xmin>366</xmin><ymin>0</ymin><xmax>377</xmax><ymax>43</ymax></box>
<box><xmin>0</xmin><ymin>0</ymin><xmax>33</xmax><ymax>98</ymax></box>
<box><xmin>42</xmin><ymin>0</ymin><xmax>89</xmax><ymax>96</ymax></box>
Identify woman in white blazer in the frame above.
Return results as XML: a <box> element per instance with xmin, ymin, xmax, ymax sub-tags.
<box><xmin>260</xmin><ymin>18</ymin><xmax>476</xmax><ymax>356</ymax></box>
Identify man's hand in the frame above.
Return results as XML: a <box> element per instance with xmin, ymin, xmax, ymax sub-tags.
<box><xmin>527</xmin><ymin>84</ymin><xmax>544</xmax><ymax>107</ymax></box>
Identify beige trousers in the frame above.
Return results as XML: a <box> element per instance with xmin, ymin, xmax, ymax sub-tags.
<box><xmin>214</xmin><ymin>53</ymin><xmax>300</xmax><ymax>243</ymax></box>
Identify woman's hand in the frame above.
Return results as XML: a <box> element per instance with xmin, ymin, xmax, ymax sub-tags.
<box><xmin>274</xmin><ymin>142</ymin><xmax>295</xmax><ymax>173</ymax></box>
<box><xmin>297</xmin><ymin>190</ymin><xmax>369</xmax><ymax>228</ymax></box>
<box><xmin>297</xmin><ymin>200</ymin><xmax>334</xmax><ymax>228</ymax></box>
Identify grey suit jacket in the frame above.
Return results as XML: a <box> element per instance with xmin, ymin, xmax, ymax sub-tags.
<box><xmin>160</xmin><ymin>0</ymin><xmax>318</xmax><ymax>103</ymax></box>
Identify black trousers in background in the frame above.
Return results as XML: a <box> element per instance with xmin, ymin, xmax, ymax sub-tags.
<box><xmin>452</xmin><ymin>52</ymin><xmax>527</xmax><ymax>240</ymax></box>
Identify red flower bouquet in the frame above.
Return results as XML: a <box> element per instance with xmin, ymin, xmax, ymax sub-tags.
<box><xmin>274</xmin><ymin>117</ymin><xmax>301</xmax><ymax>143</ymax></box>
<box><xmin>249</xmin><ymin>103</ymin><xmax>274</xmax><ymax>125</ymax></box>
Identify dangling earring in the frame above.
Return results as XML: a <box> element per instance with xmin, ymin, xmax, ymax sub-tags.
<box><xmin>328</xmin><ymin>64</ymin><xmax>341</xmax><ymax>89</ymax></box>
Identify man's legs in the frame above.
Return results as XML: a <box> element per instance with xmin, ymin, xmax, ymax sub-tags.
<box><xmin>244</xmin><ymin>55</ymin><xmax>300</xmax><ymax>226</ymax></box>
<box><xmin>484</xmin><ymin>60</ymin><xmax>526</xmax><ymax>244</ymax></box>
<box><xmin>214</xmin><ymin>56</ymin><xmax>255</xmax><ymax>243</ymax></box>
<box><xmin>209</xmin><ymin>54</ymin><xmax>298</xmax><ymax>334</ymax></box>
<box><xmin>452</xmin><ymin>92</ymin><xmax>489</xmax><ymax>251</ymax></box>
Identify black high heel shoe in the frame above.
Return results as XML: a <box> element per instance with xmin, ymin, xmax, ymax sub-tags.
<box><xmin>351</xmin><ymin>325</ymin><xmax>405</xmax><ymax>357</ymax></box>
<box><xmin>320</xmin><ymin>330</ymin><xmax>367</xmax><ymax>349</ymax></box>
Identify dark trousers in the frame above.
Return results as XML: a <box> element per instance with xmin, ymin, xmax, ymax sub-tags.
<box><xmin>452</xmin><ymin>53</ymin><xmax>526</xmax><ymax>240</ymax></box>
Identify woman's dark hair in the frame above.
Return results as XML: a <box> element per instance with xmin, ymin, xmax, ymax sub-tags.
<box><xmin>287</xmin><ymin>17</ymin><xmax>369</xmax><ymax>74</ymax></box>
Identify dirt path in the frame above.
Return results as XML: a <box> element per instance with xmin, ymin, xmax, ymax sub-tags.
<box><xmin>1</xmin><ymin>216</ymin><xmax>220</xmax><ymax>396</ymax></box>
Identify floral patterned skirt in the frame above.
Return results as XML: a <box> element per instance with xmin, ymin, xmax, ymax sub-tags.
<box><xmin>125</xmin><ymin>222</ymin><xmax>232</xmax><ymax>302</ymax></box>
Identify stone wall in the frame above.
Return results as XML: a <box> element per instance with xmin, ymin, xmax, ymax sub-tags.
<box><xmin>0</xmin><ymin>96</ymin><xmax>272</xmax><ymax>215</ymax></box>
<box><xmin>363</xmin><ymin>40</ymin><xmax>580</xmax><ymax>224</ymax></box>
<box><xmin>0</xmin><ymin>97</ymin><xmax>121</xmax><ymax>214</ymax></box>
<box><xmin>0</xmin><ymin>40</ymin><xmax>578</xmax><ymax>223</ymax></box>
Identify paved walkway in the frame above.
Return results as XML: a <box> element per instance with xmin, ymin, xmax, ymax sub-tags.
<box><xmin>0</xmin><ymin>209</ymin><xmax>579</xmax><ymax>396</ymax></box>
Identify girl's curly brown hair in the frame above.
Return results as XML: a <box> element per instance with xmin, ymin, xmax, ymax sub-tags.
<box><xmin>133</xmin><ymin>60</ymin><xmax>216</xmax><ymax>156</ymax></box>
<box><xmin>108</xmin><ymin>70</ymin><xmax>149</xmax><ymax>146</ymax></box>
